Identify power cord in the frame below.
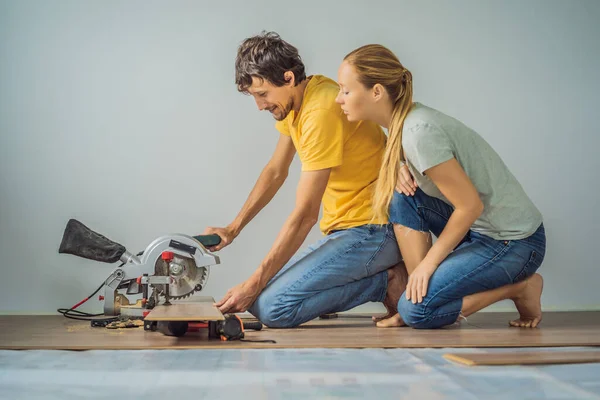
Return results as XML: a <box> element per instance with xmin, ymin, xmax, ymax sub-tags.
<box><xmin>56</xmin><ymin>280</ymin><xmax>111</xmax><ymax>321</ymax></box>
<box><xmin>58</xmin><ymin>250</ymin><xmax>146</xmax><ymax>321</ymax></box>
<box><xmin>240</xmin><ymin>339</ymin><xmax>277</xmax><ymax>344</ymax></box>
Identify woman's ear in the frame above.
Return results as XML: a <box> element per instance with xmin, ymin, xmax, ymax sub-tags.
<box><xmin>373</xmin><ymin>83</ymin><xmax>385</xmax><ymax>102</ymax></box>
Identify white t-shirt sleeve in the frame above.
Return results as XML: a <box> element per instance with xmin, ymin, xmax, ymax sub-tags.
<box><xmin>403</xmin><ymin>122</ymin><xmax>455</xmax><ymax>174</ymax></box>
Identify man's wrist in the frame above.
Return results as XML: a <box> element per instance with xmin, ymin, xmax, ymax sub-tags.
<box><xmin>228</xmin><ymin>221</ymin><xmax>242</xmax><ymax>238</ymax></box>
<box><xmin>250</xmin><ymin>268</ymin><xmax>269</xmax><ymax>291</ymax></box>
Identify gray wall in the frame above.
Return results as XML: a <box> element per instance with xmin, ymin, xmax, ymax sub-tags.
<box><xmin>1</xmin><ymin>0</ymin><xmax>598</xmax><ymax>315</ymax></box>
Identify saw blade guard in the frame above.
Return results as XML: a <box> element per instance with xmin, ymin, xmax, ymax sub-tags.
<box><xmin>142</xmin><ymin>234</ymin><xmax>221</xmax><ymax>298</ymax></box>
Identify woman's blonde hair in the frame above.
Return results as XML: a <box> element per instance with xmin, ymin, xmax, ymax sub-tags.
<box><xmin>344</xmin><ymin>44</ymin><xmax>413</xmax><ymax>222</ymax></box>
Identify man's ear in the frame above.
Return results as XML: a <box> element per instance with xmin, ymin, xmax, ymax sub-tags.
<box><xmin>283</xmin><ymin>71</ymin><xmax>295</xmax><ymax>87</ymax></box>
<box><xmin>373</xmin><ymin>83</ymin><xmax>385</xmax><ymax>102</ymax></box>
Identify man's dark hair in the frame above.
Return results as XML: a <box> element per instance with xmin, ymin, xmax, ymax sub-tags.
<box><xmin>235</xmin><ymin>31</ymin><xmax>306</xmax><ymax>93</ymax></box>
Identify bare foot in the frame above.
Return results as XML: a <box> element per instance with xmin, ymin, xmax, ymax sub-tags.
<box><xmin>509</xmin><ymin>273</ymin><xmax>543</xmax><ymax>328</ymax></box>
<box><xmin>372</xmin><ymin>262</ymin><xmax>408</xmax><ymax>325</ymax></box>
<box><xmin>377</xmin><ymin>313</ymin><xmax>405</xmax><ymax>327</ymax></box>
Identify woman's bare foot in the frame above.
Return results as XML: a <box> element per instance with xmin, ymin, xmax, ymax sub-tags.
<box><xmin>372</xmin><ymin>262</ymin><xmax>408</xmax><ymax>325</ymax></box>
<box><xmin>509</xmin><ymin>273</ymin><xmax>543</xmax><ymax>328</ymax></box>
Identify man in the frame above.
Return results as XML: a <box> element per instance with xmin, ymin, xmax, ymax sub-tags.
<box><xmin>203</xmin><ymin>32</ymin><xmax>406</xmax><ymax>328</ymax></box>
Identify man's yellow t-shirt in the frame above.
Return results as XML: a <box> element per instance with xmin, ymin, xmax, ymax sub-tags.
<box><xmin>275</xmin><ymin>75</ymin><xmax>388</xmax><ymax>234</ymax></box>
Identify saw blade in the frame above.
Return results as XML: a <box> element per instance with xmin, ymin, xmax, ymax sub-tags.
<box><xmin>153</xmin><ymin>255</ymin><xmax>207</xmax><ymax>299</ymax></box>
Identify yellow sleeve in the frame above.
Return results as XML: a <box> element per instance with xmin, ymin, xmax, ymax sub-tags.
<box><xmin>275</xmin><ymin>120</ymin><xmax>290</xmax><ymax>136</ymax></box>
<box><xmin>298</xmin><ymin>109</ymin><xmax>344</xmax><ymax>171</ymax></box>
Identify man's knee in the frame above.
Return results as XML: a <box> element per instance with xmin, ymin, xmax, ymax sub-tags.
<box><xmin>249</xmin><ymin>293</ymin><xmax>301</xmax><ymax>329</ymax></box>
<box><xmin>259</xmin><ymin>308</ymin><xmax>300</xmax><ymax>329</ymax></box>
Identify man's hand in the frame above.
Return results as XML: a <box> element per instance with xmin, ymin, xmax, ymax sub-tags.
<box><xmin>406</xmin><ymin>262</ymin><xmax>437</xmax><ymax>304</ymax></box>
<box><xmin>396</xmin><ymin>163</ymin><xmax>418</xmax><ymax>196</ymax></box>
<box><xmin>215</xmin><ymin>279</ymin><xmax>261</xmax><ymax>313</ymax></box>
<box><xmin>202</xmin><ymin>225</ymin><xmax>238</xmax><ymax>252</ymax></box>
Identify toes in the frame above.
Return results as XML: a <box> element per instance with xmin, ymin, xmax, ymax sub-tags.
<box><xmin>509</xmin><ymin>318</ymin><xmax>541</xmax><ymax>328</ymax></box>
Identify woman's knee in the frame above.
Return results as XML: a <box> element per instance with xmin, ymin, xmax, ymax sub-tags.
<box><xmin>398</xmin><ymin>296</ymin><xmax>429</xmax><ymax>328</ymax></box>
<box><xmin>388</xmin><ymin>191</ymin><xmax>422</xmax><ymax>229</ymax></box>
<box><xmin>398</xmin><ymin>296</ymin><xmax>457</xmax><ymax>329</ymax></box>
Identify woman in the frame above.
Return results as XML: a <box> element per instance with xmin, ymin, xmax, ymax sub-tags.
<box><xmin>335</xmin><ymin>44</ymin><xmax>546</xmax><ymax>329</ymax></box>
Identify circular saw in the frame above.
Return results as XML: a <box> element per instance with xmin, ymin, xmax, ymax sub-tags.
<box><xmin>58</xmin><ymin>219</ymin><xmax>221</xmax><ymax>316</ymax></box>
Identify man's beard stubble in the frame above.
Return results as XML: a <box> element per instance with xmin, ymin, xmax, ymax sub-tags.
<box><xmin>273</xmin><ymin>96</ymin><xmax>295</xmax><ymax>121</ymax></box>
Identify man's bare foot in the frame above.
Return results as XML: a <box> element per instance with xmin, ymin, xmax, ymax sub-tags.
<box><xmin>509</xmin><ymin>273</ymin><xmax>543</xmax><ymax>328</ymax></box>
<box><xmin>372</xmin><ymin>262</ymin><xmax>408</xmax><ymax>324</ymax></box>
<box><xmin>377</xmin><ymin>313</ymin><xmax>405</xmax><ymax>327</ymax></box>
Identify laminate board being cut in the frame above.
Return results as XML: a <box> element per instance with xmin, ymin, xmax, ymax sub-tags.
<box><xmin>144</xmin><ymin>297</ymin><xmax>224</xmax><ymax>321</ymax></box>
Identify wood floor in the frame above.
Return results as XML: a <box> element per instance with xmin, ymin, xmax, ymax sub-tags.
<box><xmin>1</xmin><ymin>311</ymin><xmax>599</xmax><ymax>350</ymax></box>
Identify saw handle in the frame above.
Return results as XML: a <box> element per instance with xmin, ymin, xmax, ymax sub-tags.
<box><xmin>193</xmin><ymin>234</ymin><xmax>222</xmax><ymax>248</ymax></box>
<box><xmin>243</xmin><ymin>321</ymin><xmax>263</xmax><ymax>331</ymax></box>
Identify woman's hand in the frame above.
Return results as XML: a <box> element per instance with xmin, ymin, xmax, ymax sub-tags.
<box><xmin>396</xmin><ymin>163</ymin><xmax>418</xmax><ymax>196</ymax></box>
<box><xmin>406</xmin><ymin>262</ymin><xmax>437</xmax><ymax>304</ymax></box>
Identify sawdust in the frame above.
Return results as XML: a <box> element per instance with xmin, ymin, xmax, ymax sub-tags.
<box><xmin>106</xmin><ymin>319</ymin><xmax>144</xmax><ymax>329</ymax></box>
<box><xmin>66</xmin><ymin>324</ymin><xmax>90</xmax><ymax>333</ymax></box>
<box><xmin>67</xmin><ymin>319</ymin><xmax>143</xmax><ymax>333</ymax></box>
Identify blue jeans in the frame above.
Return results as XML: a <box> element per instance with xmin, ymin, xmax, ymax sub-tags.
<box><xmin>389</xmin><ymin>189</ymin><xmax>546</xmax><ymax>329</ymax></box>
<box><xmin>248</xmin><ymin>224</ymin><xmax>402</xmax><ymax>328</ymax></box>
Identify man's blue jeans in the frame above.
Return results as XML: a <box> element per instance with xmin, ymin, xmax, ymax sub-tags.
<box><xmin>248</xmin><ymin>224</ymin><xmax>402</xmax><ymax>328</ymax></box>
<box><xmin>389</xmin><ymin>189</ymin><xmax>546</xmax><ymax>329</ymax></box>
